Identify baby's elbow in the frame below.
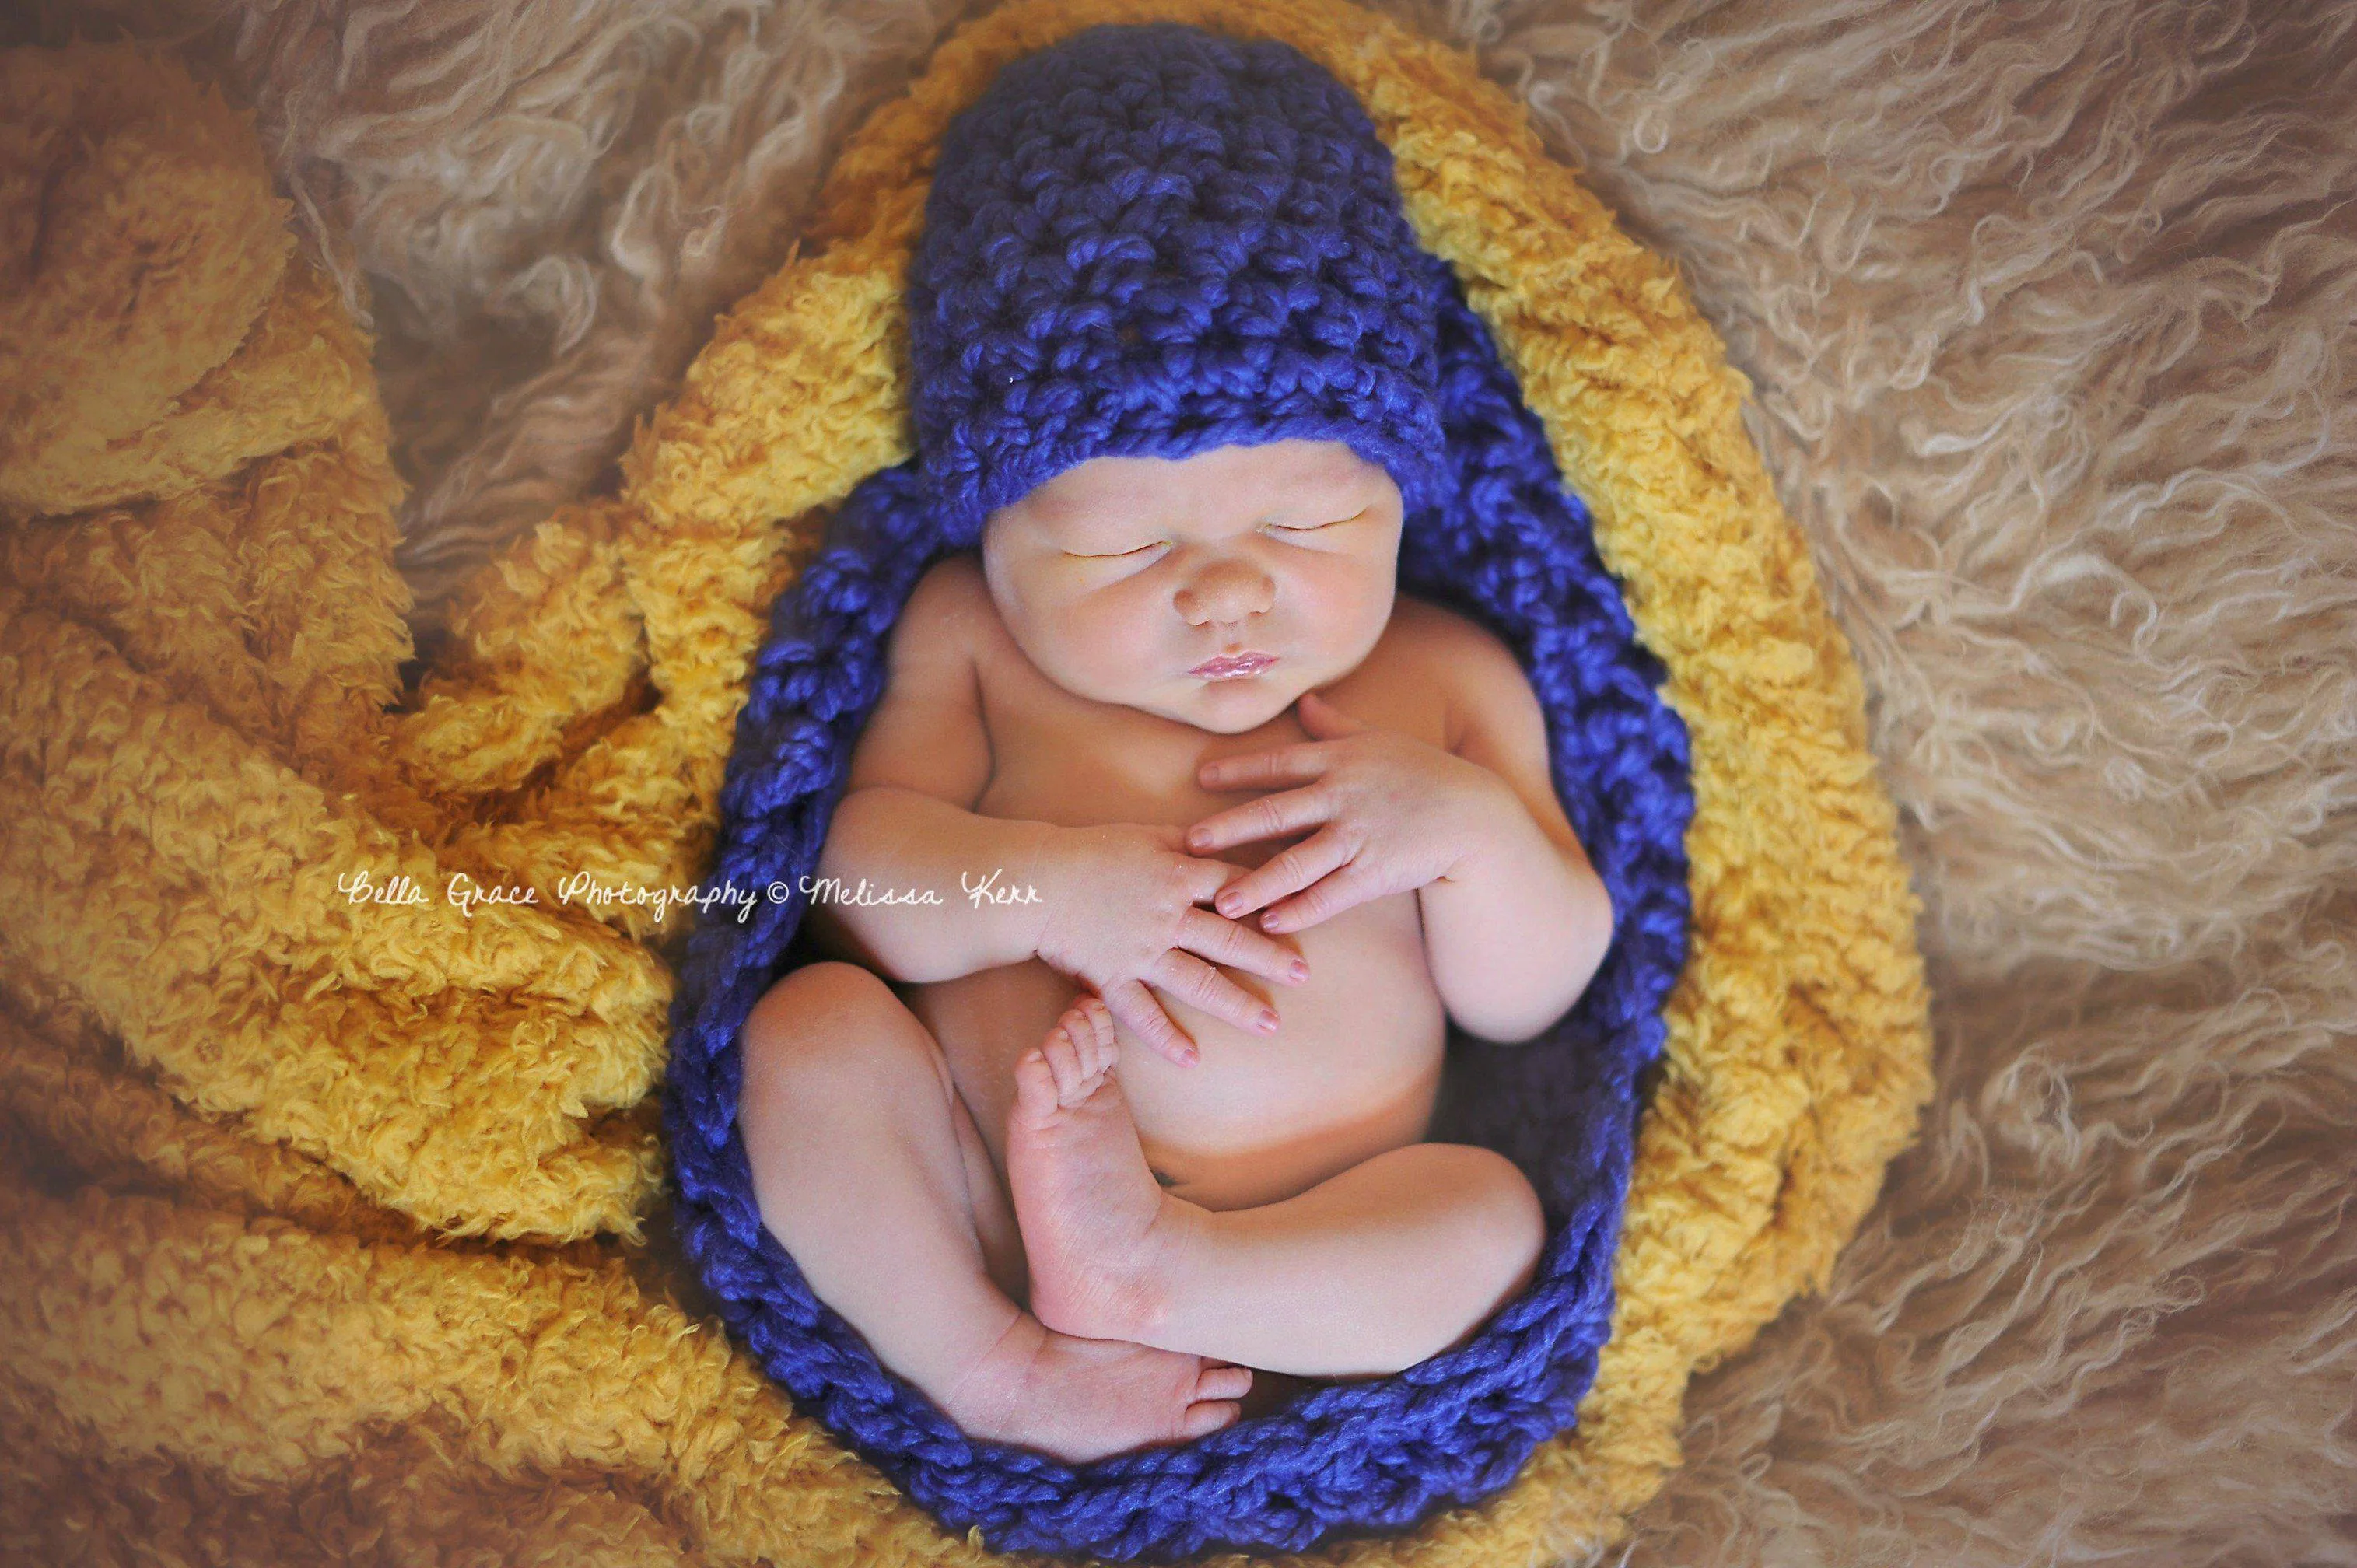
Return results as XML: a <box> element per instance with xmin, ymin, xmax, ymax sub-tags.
<box><xmin>1456</xmin><ymin>990</ymin><xmax>1574</xmax><ymax>1046</ymax></box>
<box><xmin>1584</xmin><ymin>873</ymin><xmax>1617</xmax><ymax>974</ymax></box>
<box><xmin>1564</xmin><ymin>866</ymin><xmax>1616</xmax><ymax>989</ymax></box>
<box><xmin>1455</xmin><ymin>889</ymin><xmax>1616</xmax><ymax>1046</ymax></box>
<box><xmin>1563</xmin><ymin>879</ymin><xmax>1617</xmax><ymax>1013</ymax></box>
<box><xmin>1461</xmin><ymin>1013</ymin><xmax>1556</xmax><ymax>1047</ymax></box>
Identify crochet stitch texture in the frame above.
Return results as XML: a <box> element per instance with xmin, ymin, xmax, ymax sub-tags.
<box><xmin>909</xmin><ymin>26</ymin><xmax>1453</xmax><ymax>542</ymax></box>
<box><xmin>666</xmin><ymin>23</ymin><xmax>1697</xmax><ymax>1560</ymax></box>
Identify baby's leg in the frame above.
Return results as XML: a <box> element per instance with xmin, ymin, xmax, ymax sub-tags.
<box><xmin>1010</xmin><ymin>997</ymin><xmax>1546</xmax><ymax>1380</ymax></box>
<box><xmin>1144</xmin><ymin>1145</ymin><xmax>1547</xmax><ymax>1377</ymax></box>
<box><xmin>737</xmin><ymin>961</ymin><xmax>1251</xmax><ymax>1461</ymax></box>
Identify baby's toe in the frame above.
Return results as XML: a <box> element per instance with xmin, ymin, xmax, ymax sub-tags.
<box><xmin>1066</xmin><ymin>1009</ymin><xmax>1103</xmax><ymax>1081</ymax></box>
<box><xmin>1080</xmin><ymin>998</ymin><xmax>1119</xmax><ymax>1072</ymax></box>
<box><xmin>1053</xmin><ymin>1003</ymin><xmax>1113</xmax><ymax>1095</ymax></box>
<box><xmin>1177</xmin><ymin>1399</ymin><xmax>1242</xmax><ymax>1439</ymax></box>
<box><xmin>1195</xmin><ymin>1363</ymin><xmax>1253</xmax><ymax>1402</ymax></box>
<box><xmin>1041</xmin><ymin>1024</ymin><xmax>1089</xmax><ymax>1105</ymax></box>
<box><xmin>1011</xmin><ymin>1045</ymin><xmax>1063</xmax><ymax>1128</ymax></box>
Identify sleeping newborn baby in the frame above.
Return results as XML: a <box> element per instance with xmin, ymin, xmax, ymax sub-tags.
<box><xmin>740</xmin><ymin>434</ymin><xmax>1617</xmax><ymax>1461</ymax></box>
<box><xmin>734</xmin><ymin>26</ymin><xmax>1616</xmax><ymax>1465</ymax></box>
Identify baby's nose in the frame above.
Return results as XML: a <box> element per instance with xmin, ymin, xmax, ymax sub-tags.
<box><xmin>1174</xmin><ymin>557</ymin><xmax>1275</xmax><ymax>625</ymax></box>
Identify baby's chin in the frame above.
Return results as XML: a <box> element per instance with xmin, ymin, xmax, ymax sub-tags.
<box><xmin>1112</xmin><ymin>671</ymin><xmax>1318</xmax><ymax>734</ymax></box>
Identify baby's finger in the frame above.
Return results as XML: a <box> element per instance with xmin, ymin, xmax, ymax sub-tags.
<box><xmin>1177</xmin><ymin>905</ymin><xmax>1308</xmax><ymax>986</ymax></box>
<box><xmin>1179</xmin><ymin>852</ymin><xmax>1251</xmax><ymax>908</ymax></box>
<box><xmin>1101</xmin><ymin>978</ymin><xmax>1200</xmax><ymax>1068</ymax></box>
<box><xmin>1197</xmin><ymin>742</ymin><xmax>1332</xmax><ymax>790</ymax></box>
<box><xmin>1185</xmin><ymin>784</ymin><xmax>1327</xmax><ymax>855</ymax></box>
<box><xmin>1260</xmin><ymin>860</ymin><xmax>1383</xmax><ymax>935</ymax></box>
<box><xmin>1151</xmin><ymin>948</ymin><xmax>1280</xmax><ymax>1038</ymax></box>
<box><xmin>1213</xmin><ymin>822</ymin><xmax>1353</xmax><ymax>921</ymax></box>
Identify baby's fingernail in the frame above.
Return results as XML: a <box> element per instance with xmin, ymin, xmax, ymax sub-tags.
<box><xmin>1181</xmin><ymin>1048</ymin><xmax>1200</xmax><ymax>1066</ymax></box>
<box><xmin>1256</xmin><ymin>1010</ymin><xmax>1279</xmax><ymax>1032</ymax></box>
<box><xmin>1288</xmin><ymin>959</ymin><xmax>1308</xmax><ymax>982</ymax></box>
<box><xmin>1218</xmin><ymin>893</ymin><xmax>1241</xmax><ymax>915</ymax></box>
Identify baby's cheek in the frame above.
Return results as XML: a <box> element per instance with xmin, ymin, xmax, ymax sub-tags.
<box><xmin>1073</xmin><ymin>592</ymin><xmax>1168</xmax><ymax>671</ymax></box>
<box><xmin>1293</xmin><ymin>562</ymin><xmax>1388</xmax><ymax>646</ymax></box>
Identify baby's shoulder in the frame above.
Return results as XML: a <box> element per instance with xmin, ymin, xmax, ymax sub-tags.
<box><xmin>902</xmin><ymin>548</ymin><xmax>989</xmax><ymax>623</ymax></box>
<box><xmin>1374</xmin><ymin>594</ymin><xmax>1536</xmax><ymax>749</ymax></box>
<box><xmin>888</xmin><ymin>551</ymin><xmax>998</xmax><ymax>665</ymax></box>
<box><xmin>1383</xmin><ymin>593</ymin><xmax>1527</xmax><ymax>689</ymax></box>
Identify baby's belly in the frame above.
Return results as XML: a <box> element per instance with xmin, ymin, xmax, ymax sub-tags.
<box><xmin>905</xmin><ymin>891</ymin><xmax>1448</xmax><ymax>1213</ymax></box>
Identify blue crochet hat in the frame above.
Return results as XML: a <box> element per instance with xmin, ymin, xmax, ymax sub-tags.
<box><xmin>909</xmin><ymin>22</ymin><xmax>1454</xmax><ymax>546</ymax></box>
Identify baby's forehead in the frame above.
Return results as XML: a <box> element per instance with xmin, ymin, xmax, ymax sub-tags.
<box><xmin>1001</xmin><ymin>442</ymin><xmax>1382</xmax><ymax>527</ymax></box>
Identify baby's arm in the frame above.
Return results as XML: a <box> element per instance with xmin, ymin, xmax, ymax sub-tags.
<box><xmin>800</xmin><ymin>559</ymin><xmax>1053</xmax><ymax>982</ymax></box>
<box><xmin>810</xmin><ymin>558</ymin><xmax>1306</xmax><ymax>1055</ymax></box>
<box><xmin>1417</xmin><ymin>623</ymin><xmax>1615</xmax><ymax>1044</ymax></box>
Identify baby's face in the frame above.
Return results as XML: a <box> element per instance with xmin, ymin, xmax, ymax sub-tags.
<box><xmin>979</xmin><ymin>439</ymin><xmax>1405</xmax><ymax>734</ymax></box>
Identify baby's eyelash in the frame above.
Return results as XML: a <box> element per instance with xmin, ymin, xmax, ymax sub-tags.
<box><xmin>1071</xmin><ymin>510</ymin><xmax>1367</xmax><ymax>557</ymax></box>
<box><xmin>1266</xmin><ymin>509</ymin><xmax>1368</xmax><ymax>533</ymax></box>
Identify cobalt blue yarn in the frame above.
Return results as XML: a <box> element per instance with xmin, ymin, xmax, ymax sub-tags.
<box><xmin>664</xmin><ymin>23</ymin><xmax>1696</xmax><ymax>1562</ymax></box>
<box><xmin>908</xmin><ymin>25</ymin><xmax>1455</xmax><ymax>548</ymax></box>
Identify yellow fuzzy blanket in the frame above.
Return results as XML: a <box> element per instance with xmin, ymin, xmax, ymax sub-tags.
<box><xmin>0</xmin><ymin>3</ymin><xmax>1931</xmax><ymax>1562</ymax></box>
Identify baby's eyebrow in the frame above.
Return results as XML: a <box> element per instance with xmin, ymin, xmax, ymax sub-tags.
<box><xmin>1028</xmin><ymin>464</ymin><xmax>1378</xmax><ymax>535</ymax></box>
<box><xmin>1025</xmin><ymin>487</ymin><xmax>1130</xmax><ymax>529</ymax></box>
<box><xmin>1036</xmin><ymin>509</ymin><xmax>1136</xmax><ymax>543</ymax></box>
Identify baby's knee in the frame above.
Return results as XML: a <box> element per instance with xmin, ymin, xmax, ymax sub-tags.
<box><xmin>740</xmin><ymin>961</ymin><xmax>938</xmax><ymax>1104</ymax></box>
<box><xmin>1438</xmin><ymin>1146</ymin><xmax>1547</xmax><ymax>1299</ymax></box>
<box><xmin>1381</xmin><ymin>1147</ymin><xmax>1544</xmax><ymax>1369</ymax></box>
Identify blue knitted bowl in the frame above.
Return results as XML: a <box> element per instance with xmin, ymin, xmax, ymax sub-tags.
<box><xmin>663</xmin><ymin>30</ymin><xmax>1695</xmax><ymax>1565</ymax></box>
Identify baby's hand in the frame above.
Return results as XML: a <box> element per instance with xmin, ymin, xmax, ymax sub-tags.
<box><xmin>1031</xmin><ymin>821</ymin><xmax>1311</xmax><ymax>1069</ymax></box>
<box><xmin>1186</xmin><ymin>690</ymin><xmax>1515</xmax><ymax>934</ymax></box>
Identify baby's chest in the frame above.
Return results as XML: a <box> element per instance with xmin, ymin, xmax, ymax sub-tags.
<box><xmin>968</xmin><ymin>667</ymin><xmax>1447</xmax><ymax>854</ymax></box>
<box><xmin>974</xmin><ymin>733</ymin><xmax>1290</xmax><ymax>866</ymax></box>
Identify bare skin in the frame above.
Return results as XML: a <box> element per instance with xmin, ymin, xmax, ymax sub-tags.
<box><xmin>739</xmin><ymin>962</ymin><xmax>1252</xmax><ymax>1462</ymax></box>
<box><xmin>1009</xmin><ymin>993</ymin><xmax>1550</xmax><ymax>1377</ymax></box>
<box><xmin>740</xmin><ymin>439</ymin><xmax>1616</xmax><ymax>1460</ymax></box>
<box><xmin>741</xmin><ymin>969</ymin><xmax>1546</xmax><ymax>1461</ymax></box>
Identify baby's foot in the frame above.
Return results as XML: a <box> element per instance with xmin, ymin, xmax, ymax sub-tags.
<box><xmin>1005</xmin><ymin>995</ymin><xmax>1191</xmax><ymax>1345</ymax></box>
<box><xmin>944</xmin><ymin>1310</ymin><xmax>1252</xmax><ymax>1464</ymax></box>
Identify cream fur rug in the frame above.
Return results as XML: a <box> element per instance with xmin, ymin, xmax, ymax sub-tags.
<box><xmin>14</xmin><ymin>0</ymin><xmax>2354</xmax><ymax>1561</ymax></box>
